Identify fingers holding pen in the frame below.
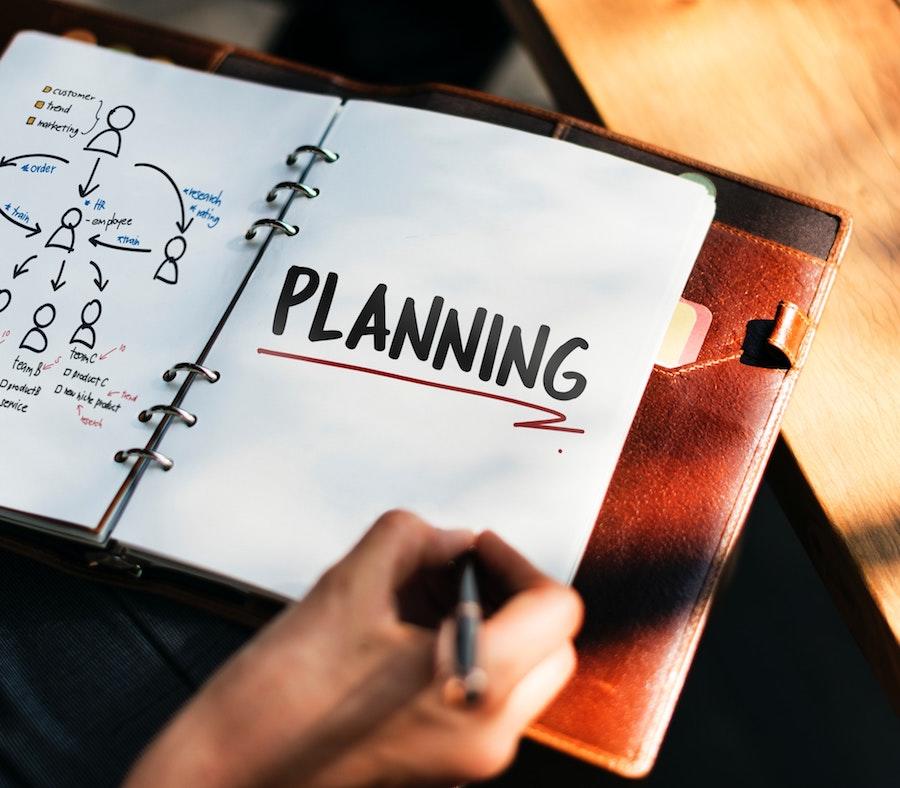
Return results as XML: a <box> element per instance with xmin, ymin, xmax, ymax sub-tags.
<box><xmin>434</xmin><ymin>530</ymin><xmax>583</xmax><ymax>712</ymax></box>
<box><xmin>475</xmin><ymin>530</ymin><xmax>582</xmax><ymax>701</ymax></box>
<box><xmin>312</xmin><ymin>517</ymin><xmax>582</xmax><ymax>741</ymax></box>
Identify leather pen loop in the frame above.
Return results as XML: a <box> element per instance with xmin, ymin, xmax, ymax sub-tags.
<box><xmin>767</xmin><ymin>300</ymin><xmax>811</xmax><ymax>368</ymax></box>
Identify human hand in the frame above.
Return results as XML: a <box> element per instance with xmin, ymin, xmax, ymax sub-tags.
<box><xmin>125</xmin><ymin>510</ymin><xmax>583</xmax><ymax>787</ymax></box>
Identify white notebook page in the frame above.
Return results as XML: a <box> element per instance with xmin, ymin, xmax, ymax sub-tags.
<box><xmin>0</xmin><ymin>33</ymin><xmax>340</xmax><ymax>530</ymax></box>
<box><xmin>115</xmin><ymin>100</ymin><xmax>715</xmax><ymax>598</ymax></box>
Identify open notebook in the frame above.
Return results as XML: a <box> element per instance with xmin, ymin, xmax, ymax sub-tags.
<box><xmin>0</xmin><ymin>32</ymin><xmax>714</xmax><ymax>599</ymax></box>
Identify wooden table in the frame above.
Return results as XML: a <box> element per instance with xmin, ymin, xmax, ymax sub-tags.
<box><xmin>500</xmin><ymin>0</ymin><xmax>900</xmax><ymax>709</ymax></box>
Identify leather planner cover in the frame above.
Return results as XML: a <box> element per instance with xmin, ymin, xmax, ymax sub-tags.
<box><xmin>0</xmin><ymin>1</ymin><xmax>851</xmax><ymax>777</ymax></box>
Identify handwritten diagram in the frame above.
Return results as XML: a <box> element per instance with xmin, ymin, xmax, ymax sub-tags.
<box><xmin>0</xmin><ymin>85</ymin><xmax>223</xmax><ymax>427</ymax></box>
<box><xmin>45</xmin><ymin>207</ymin><xmax>81</xmax><ymax>252</ymax></box>
<box><xmin>154</xmin><ymin>235</ymin><xmax>186</xmax><ymax>285</ymax></box>
<box><xmin>19</xmin><ymin>303</ymin><xmax>55</xmax><ymax>353</ymax></box>
<box><xmin>84</xmin><ymin>105</ymin><xmax>135</xmax><ymax>158</ymax></box>
<box><xmin>0</xmin><ymin>101</ymin><xmax>209</xmax><ymax>358</ymax></box>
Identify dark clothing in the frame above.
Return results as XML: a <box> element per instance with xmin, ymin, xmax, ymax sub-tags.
<box><xmin>0</xmin><ymin>549</ymin><xmax>250</xmax><ymax>787</ymax></box>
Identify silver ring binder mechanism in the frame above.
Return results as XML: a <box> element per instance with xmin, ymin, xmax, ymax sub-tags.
<box><xmin>114</xmin><ymin>447</ymin><xmax>174</xmax><ymax>471</ymax></box>
<box><xmin>138</xmin><ymin>404</ymin><xmax>197</xmax><ymax>427</ymax></box>
<box><xmin>286</xmin><ymin>144</ymin><xmax>339</xmax><ymax>166</ymax></box>
<box><xmin>266</xmin><ymin>182</ymin><xmax>320</xmax><ymax>203</ymax></box>
<box><xmin>113</xmin><ymin>366</ymin><xmax>210</xmax><ymax>472</ymax></box>
<box><xmin>116</xmin><ymin>143</ymin><xmax>338</xmax><ymax>475</ymax></box>
<box><xmin>245</xmin><ymin>218</ymin><xmax>299</xmax><ymax>240</ymax></box>
<box><xmin>162</xmin><ymin>362</ymin><xmax>220</xmax><ymax>383</ymax></box>
<box><xmin>251</xmin><ymin>143</ymin><xmax>339</xmax><ymax>233</ymax></box>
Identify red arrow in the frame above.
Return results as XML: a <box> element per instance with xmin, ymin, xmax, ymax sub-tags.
<box><xmin>256</xmin><ymin>348</ymin><xmax>585</xmax><ymax>434</ymax></box>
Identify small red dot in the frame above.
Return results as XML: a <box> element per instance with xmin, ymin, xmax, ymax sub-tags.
<box><xmin>558</xmin><ymin>449</ymin><xmax>563</xmax><ymax>454</ymax></box>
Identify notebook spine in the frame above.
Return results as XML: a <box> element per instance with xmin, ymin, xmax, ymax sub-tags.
<box><xmin>112</xmin><ymin>142</ymin><xmax>340</xmax><ymax>472</ymax></box>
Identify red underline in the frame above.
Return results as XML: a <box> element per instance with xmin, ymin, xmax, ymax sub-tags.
<box><xmin>256</xmin><ymin>348</ymin><xmax>584</xmax><ymax>434</ymax></box>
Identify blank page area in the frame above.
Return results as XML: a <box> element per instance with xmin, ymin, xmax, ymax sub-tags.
<box><xmin>115</xmin><ymin>100</ymin><xmax>713</xmax><ymax>598</ymax></box>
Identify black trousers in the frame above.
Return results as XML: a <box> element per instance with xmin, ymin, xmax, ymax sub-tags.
<box><xmin>0</xmin><ymin>548</ymin><xmax>251</xmax><ymax>787</ymax></box>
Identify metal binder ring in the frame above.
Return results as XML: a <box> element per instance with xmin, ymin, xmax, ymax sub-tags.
<box><xmin>266</xmin><ymin>182</ymin><xmax>320</xmax><ymax>203</ymax></box>
<box><xmin>286</xmin><ymin>145</ymin><xmax>339</xmax><ymax>166</ymax></box>
<box><xmin>138</xmin><ymin>404</ymin><xmax>197</xmax><ymax>427</ymax></box>
<box><xmin>245</xmin><ymin>218</ymin><xmax>300</xmax><ymax>240</ymax></box>
<box><xmin>114</xmin><ymin>447</ymin><xmax>174</xmax><ymax>471</ymax></box>
<box><xmin>162</xmin><ymin>362</ymin><xmax>220</xmax><ymax>384</ymax></box>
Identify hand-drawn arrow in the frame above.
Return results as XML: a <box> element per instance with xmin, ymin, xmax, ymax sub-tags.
<box><xmin>256</xmin><ymin>348</ymin><xmax>586</xmax><ymax>434</ymax></box>
<box><xmin>50</xmin><ymin>259</ymin><xmax>66</xmax><ymax>291</ymax></box>
<box><xmin>134</xmin><ymin>162</ymin><xmax>194</xmax><ymax>233</ymax></box>
<box><xmin>78</xmin><ymin>156</ymin><xmax>101</xmax><ymax>198</ymax></box>
<box><xmin>0</xmin><ymin>153</ymin><xmax>69</xmax><ymax>168</ymax></box>
<box><xmin>0</xmin><ymin>206</ymin><xmax>40</xmax><ymax>237</ymax></box>
<box><xmin>13</xmin><ymin>254</ymin><xmax>36</xmax><ymax>279</ymax></box>
<box><xmin>88</xmin><ymin>234</ymin><xmax>151</xmax><ymax>253</ymax></box>
<box><xmin>88</xmin><ymin>260</ymin><xmax>109</xmax><ymax>291</ymax></box>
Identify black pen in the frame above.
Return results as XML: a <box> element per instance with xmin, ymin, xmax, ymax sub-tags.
<box><xmin>455</xmin><ymin>554</ymin><xmax>486</xmax><ymax>705</ymax></box>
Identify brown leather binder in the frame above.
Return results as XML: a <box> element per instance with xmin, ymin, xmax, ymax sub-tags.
<box><xmin>0</xmin><ymin>1</ymin><xmax>850</xmax><ymax>777</ymax></box>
